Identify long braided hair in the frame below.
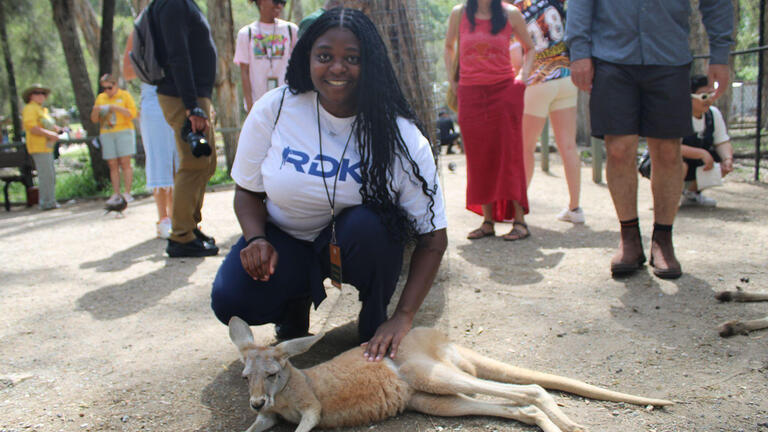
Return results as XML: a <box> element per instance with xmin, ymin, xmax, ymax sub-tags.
<box><xmin>285</xmin><ymin>8</ymin><xmax>437</xmax><ymax>244</ymax></box>
<box><xmin>466</xmin><ymin>0</ymin><xmax>507</xmax><ymax>34</ymax></box>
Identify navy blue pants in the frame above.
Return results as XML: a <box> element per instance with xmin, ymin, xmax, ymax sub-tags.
<box><xmin>211</xmin><ymin>205</ymin><xmax>404</xmax><ymax>341</ymax></box>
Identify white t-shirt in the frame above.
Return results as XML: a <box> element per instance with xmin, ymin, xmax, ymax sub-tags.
<box><xmin>232</xmin><ymin>87</ymin><xmax>447</xmax><ymax>241</ymax></box>
<box><xmin>692</xmin><ymin>106</ymin><xmax>729</xmax><ymax>145</ymax></box>
<box><xmin>234</xmin><ymin>19</ymin><xmax>298</xmax><ymax>105</ymax></box>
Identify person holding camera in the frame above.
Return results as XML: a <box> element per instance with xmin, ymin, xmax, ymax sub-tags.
<box><xmin>152</xmin><ymin>0</ymin><xmax>219</xmax><ymax>257</ymax></box>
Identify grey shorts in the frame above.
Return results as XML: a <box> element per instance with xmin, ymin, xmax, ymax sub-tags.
<box><xmin>100</xmin><ymin>129</ymin><xmax>136</xmax><ymax>159</ymax></box>
<box><xmin>590</xmin><ymin>60</ymin><xmax>693</xmax><ymax>139</ymax></box>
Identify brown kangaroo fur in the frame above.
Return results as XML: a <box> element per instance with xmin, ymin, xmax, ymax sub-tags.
<box><xmin>715</xmin><ymin>290</ymin><xmax>768</xmax><ymax>337</ymax></box>
<box><xmin>229</xmin><ymin>317</ymin><xmax>672</xmax><ymax>432</ymax></box>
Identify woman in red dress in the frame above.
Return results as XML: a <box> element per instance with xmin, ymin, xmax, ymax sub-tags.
<box><xmin>444</xmin><ymin>0</ymin><xmax>534</xmax><ymax>240</ymax></box>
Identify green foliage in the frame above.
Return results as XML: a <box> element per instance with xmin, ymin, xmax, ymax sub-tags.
<box><xmin>208</xmin><ymin>165</ymin><xmax>234</xmax><ymax>186</ymax></box>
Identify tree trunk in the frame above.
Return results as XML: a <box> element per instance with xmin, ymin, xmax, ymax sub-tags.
<box><xmin>762</xmin><ymin>0</ymin><xmax>768</xmax><ymax>134</ymax></box>
<box><xmin>50</xmin><ymin>0</ymin><xmax>109</xmax><ymax>185</ymax></box>
<box><xmin>98</xmin><ymin>0</ymin><xmax>115</xmax><ymax>84</ymax></box>
<box><xmin>73</xmin><ymin>0</ymin><xmax>121</xmax><ymax>82</ymax></box>
<box><xmin>341</xmin><ymin>0</ymin><xmax>437</xmax><ymax>146</ymax></box>
<box><xmin>72</xmin><ymin>0</ymin><xmax>100</xmax><ymax>61</ymax></box>
<box><xmin>0</xmin><ymin>0</ymin><xmax>22</xmax><ymax>143</ymax></box>
<box><xmin>207</xmin><ymin>0</ymin><xmax>240</xmax><ymax>173</ymax></box>
<box><xmin>288</xmin><ymin>0</ymin><xmax>303</xmax><ymax>23</ymax></box>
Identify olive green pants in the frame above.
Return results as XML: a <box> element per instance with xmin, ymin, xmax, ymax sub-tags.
<box><xmin>157</xmin><ymin>95</ymin><xmax>217</xmax><ymax>243</ymax></box>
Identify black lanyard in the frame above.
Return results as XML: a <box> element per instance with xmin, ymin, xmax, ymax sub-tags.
<box><xmin>316</xmin><ymin>96</ymin><xmax>355</xmax><ymax>244</ymax></box>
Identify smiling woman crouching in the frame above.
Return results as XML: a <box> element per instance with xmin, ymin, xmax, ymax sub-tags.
<box><xmin>211</xmin><ymin>8</ymin><xmax>447</xmax><ymax>363</ymax></box>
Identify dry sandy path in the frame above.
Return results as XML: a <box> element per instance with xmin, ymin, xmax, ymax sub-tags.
<box><xmin>1</xmin><ymin>155</ymin><xmax>767</xmax><ymax>432</ymax></box>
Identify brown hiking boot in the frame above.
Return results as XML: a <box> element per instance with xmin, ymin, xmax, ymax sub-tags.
<box><xmin>610</xmin><ymin>224</ymin><xmax>646</xmax><ymax>277</ymax></box>
<box><xmin>649</xmin><ymin>229</ymin><xmax>682</xmax><ymax>279</ymax></box>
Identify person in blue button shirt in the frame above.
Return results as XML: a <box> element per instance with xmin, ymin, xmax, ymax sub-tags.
<box><xmin>565</xmin><ymin>0</ymin><xmax>733</xmax><ymax>280</ymax></box>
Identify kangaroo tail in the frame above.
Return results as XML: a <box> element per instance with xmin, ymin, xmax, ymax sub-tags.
<box><xmin>455</xmin><ymin>345</ymin><xmax>673</xmax><ymax>406</ymax></box>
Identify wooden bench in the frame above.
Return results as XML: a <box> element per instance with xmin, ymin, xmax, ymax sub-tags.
<box><xmin>0</xmin><ymin>142</ymin><xmax>35</xmax><ymax>211</ymax></box>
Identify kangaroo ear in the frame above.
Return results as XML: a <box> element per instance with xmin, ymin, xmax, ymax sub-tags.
<box><xmin>277</xmin><ymin>333</ymin><xmax>325</xmax><ymax>358</ymax></box>
<box><xmin>228</xmin><ymin>316</ymin><xmax>255</xmax><ymax>350</ymax></box>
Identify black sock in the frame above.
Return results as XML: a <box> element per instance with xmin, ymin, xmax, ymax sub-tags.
<box><xmin>620</xmin><ymin>218</ymin><xmax>639</xmax><ymax>228</ymax></box>
<box><xmin>653</xmin><ymin>223</ymin><xmax>672</xmax><ymax>232</ymax></box>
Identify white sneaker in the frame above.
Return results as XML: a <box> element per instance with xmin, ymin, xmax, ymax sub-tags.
<box><xmin>156</xmin><ymin>218</ymin><xmax>172</xmax><ymax>239</ymax></box>
<box><xmin>557</xmin><ymin>207</ymin><xmax>585</xmax><ymax>224</ymax></box>
<box><xmin>106</xmin><ymin>194</ymin><xmax>122</xmax><ymax>206</ymax></box>
<box><xmin>122</xmin><ymin>193</ymin><xmax>134</xmax><ymax>203</ymax></box>
<box><xmin>680</xmin><ymin>191</ymin><xmax>716</xmax><ymax>207</ymax></box>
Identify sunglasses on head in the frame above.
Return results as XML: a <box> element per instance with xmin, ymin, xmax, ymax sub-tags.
<box><xmin>273</xmin><ymin>0</ymin><xmax>286</xmax><ymax>5</ymax></box>
<box><xmin>691</xmin><ymin>92</ymin><xmax>715</xmax><ymax>101</ymax></box>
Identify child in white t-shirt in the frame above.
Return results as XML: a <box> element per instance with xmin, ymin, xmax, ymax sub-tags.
<box><xmin>234</xmin><ymin>0</ymin><xmax>298</xmax><ymax>111</ymax></box>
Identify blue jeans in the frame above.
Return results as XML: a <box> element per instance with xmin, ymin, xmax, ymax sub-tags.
<box><xmin>211</xmin><ymin>205</ymin><xmax>404</xmax><ymax>341</ymax></box>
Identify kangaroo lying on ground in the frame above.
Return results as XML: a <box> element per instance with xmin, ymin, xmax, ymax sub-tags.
<box><xmin>715</xmin><ymin>290</ymin><xmax>768</xmax><ymax>337</ymax></box>
<box><xmin>229</xmin><ymin>317</ymin><xmax>672</xmax><ymax>432</ymax></box>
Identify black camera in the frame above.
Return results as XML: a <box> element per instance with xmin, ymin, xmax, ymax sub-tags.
<box><xmin>181</xmin><ymin>109</ymin><xmax>211</xmax><ymax>158</ymax></box>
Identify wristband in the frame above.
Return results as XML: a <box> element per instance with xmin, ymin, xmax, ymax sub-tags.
<box><xmin>246</xmin><ymin>235</ymin><xmax>266</xmax><ymax>245</ymax></box>
<box><xmin>188</xmin><ymin>106</ymin><xmax>208</xmax><ymax>119</ymax></box>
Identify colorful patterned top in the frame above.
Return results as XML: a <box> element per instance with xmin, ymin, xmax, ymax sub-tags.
<box><xmin>515</xmin><ymin>0</ymin><xmax>570</xmax><ymax>86</ymax></box>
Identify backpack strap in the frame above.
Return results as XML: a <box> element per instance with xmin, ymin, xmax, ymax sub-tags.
<box><xmin>703</xmin><ymin>107</ymin><xmax>715</xmax><ymax>149</ymax></box>
<box><xmin>272</xmin><ymin>87</ymin><xmax>288</xmax><ymax>129</ymax></box>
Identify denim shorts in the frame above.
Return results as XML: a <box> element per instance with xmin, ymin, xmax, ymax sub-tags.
<box><xmin>590</xmin><ymin>60</ymin><xmax>693</xmax><ymax>139</ymax></box>
<box><xmin>100</xmin><ymin>129</ymin><xmax>136</xmax><ymax>160</ymax></box>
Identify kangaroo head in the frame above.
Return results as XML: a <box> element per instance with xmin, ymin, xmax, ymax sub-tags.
<box><xmin>228</xmin><ymin>316</ymin><xmax>324</xmax><ymax>412</ymax></box>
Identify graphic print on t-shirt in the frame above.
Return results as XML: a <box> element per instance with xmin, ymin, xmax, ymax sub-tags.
<box><xmin>252</xmin><ymin>32</ymin><xmax>288</xmax><ymax>58</ymax></box>
<box><xmin>279</xmin><ymin>146</ymin><xmax>362</xmax><ymax>184</ymax></box>
<box><xmin>515</xmin><ymin>0</ymin><xmax>570</xmax><ymax>85</ymax></box>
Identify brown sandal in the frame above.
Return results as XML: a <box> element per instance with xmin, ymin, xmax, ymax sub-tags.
<box><xmin>502</xmin><ymin>221</ymin><xmax>530</xmax><ymax>241</ymax></box>
<box><xmin>467</xmin><ymin>221</ymin><xmax>495</xmax><ymax>240</ymax></box>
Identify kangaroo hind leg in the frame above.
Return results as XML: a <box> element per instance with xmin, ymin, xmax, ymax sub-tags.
<box><xmin>407</xmin><ymin>392</ymin><xmax>577</xmax><ymax>432</ymax></box>
<box><xmin>400</xmin><ymin>360</ymin><xmax>586</xmax><ymax>432</ymax></box>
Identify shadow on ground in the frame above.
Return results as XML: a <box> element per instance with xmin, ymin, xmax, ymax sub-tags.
<box><xmin>76</xmin><ymin>257</ymin><xmax>204</xmax><ymax>320</ymax></box>
<box><xmin>456</xmin><ymin>224</ymin><xmax>617</xmax><ymax>286</ymax></box>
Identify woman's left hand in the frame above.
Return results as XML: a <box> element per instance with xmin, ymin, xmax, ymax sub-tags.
<box><xmin>361</xmin><ymin>311</ymin><xmax>413</xmax><ymax>362</ymax></box>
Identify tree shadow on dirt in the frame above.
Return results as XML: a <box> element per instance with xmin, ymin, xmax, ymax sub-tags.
<box><xmin>79</xmin><ymin>238</ymin><xmax>166</xmax><ymax>272</ymax></box>
<box><xmin>0</xmin><ymin>201</ymin><xmax>113</xmax><ymax>237</ymax></box>
<box><xmin>456</xmin><ymin>224</ymin><xmax>617</xmax><ymax>286</ymax></box>
<box><xmin>199</xmin><ymin>321</ymin><xmax>361</xmax><ymax>432</ymax></box>
<box><xmin>75</xmin><ymin>257</ymin><xmax>203</xmax><ymax>320</ymax></box>
<box><xmin>675</xmin><ymin>205</ymin><xmax>751</xmax><ymax>222</ymax></box>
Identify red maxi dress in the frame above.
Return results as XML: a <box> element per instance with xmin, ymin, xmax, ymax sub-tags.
<box><xmin>457</xmin><ymin>12</ymin><xmax>528</xmax><ymax>221</ymax></box>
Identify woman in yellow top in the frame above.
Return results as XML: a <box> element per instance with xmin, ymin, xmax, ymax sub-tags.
<box><xmin>90</xmin><ymin>74</ymin><xmax>138</xmax><ymax>205</ymax></box>
<box><xmin>22</xmin><ymin>84</ymin><xmax>62</xmax><ymax>210</ymax></box>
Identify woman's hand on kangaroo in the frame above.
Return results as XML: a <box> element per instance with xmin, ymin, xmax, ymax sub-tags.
<box><xmin>362</xmin><ymin>311</ymin><xmax>413</xmax><ymax>362</ymax></box>
<box><xmin>240</xmin><ymin>239</ymin><xmax>278</xmax><ymax>282</ymax></box>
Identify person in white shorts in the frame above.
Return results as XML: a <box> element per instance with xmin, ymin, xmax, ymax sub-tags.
<box><xmin>514</xmin><ymin>0</ymin><xmax>584</xmax><ymax>224</ymax></box>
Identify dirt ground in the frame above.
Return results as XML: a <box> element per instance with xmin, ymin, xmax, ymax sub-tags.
<box><xmin>1</xmin><ymin>154</ymin><xmax>767</xmax><ymax>432</ymax></box>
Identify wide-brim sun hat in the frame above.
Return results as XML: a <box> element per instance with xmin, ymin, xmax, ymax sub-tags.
<box><xmin>22</xmin><ymin>84</ymin><xmax>51</xmax><ymax>103</ymax></box>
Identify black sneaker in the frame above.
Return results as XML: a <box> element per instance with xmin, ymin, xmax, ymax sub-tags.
<box><xmin>166</xmin><ymin>238</ymin><xmax>219</xmax><ymax>257</ymax></box>
<box><xmin>275</xmin><ymin>297</ymin><xmax>311</xmax><ymax>341</ymax></box>
<box><xmin>193</xmin><ymin>228</ymin><xmax>216</xmax><ymax>245</ymax></box>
